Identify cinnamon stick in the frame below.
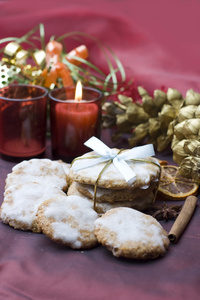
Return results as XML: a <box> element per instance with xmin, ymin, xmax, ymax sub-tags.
<box><xmin>168</xmin><ymin>195</ymin><xmax>198</xmax><ymax>243</ymax></box>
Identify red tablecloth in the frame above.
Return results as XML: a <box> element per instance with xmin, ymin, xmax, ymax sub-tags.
<box><xmin>0</xmin><ymin>1</ymin><xmax>200</xmax><ymax>299</ymax></box>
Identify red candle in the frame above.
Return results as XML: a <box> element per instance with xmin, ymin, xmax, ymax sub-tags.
<box><xmin>49</xmin><ymin>83</ymin><xmax>102</xmax><ymax>161</ymax></box>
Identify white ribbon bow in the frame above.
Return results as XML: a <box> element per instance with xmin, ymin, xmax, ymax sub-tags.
<box><xmin>72</xmin><ymin>136</ymin><xmax>155</xmax><ymax>184</ymax></box>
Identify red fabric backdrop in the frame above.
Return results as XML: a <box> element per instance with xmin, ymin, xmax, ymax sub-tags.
<box><xmin>1</xmin><ymin>0</ymin><xmax>200</xmax><ymax>94</ymax></box>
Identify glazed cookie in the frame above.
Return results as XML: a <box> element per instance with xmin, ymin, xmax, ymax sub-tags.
<box><xmin>68</xmin><ymin>181</ymin><xmax>154</xmax><ymax>214</ymax></box>
<box><xmin>75</xmin><ymin>181</ymin><xmax>157</xmax><ymax>203</ymax></box>
<box><xmin>36</xmin><ymin>195</ymin><xmax>99</xmax><ymax>249</ymax></box>
<box><xmin>70</xmin><ymin>150</ymin><xmax>160</xmax><ymax>189</ymax></box>
<box><xmin>0</xmin><ymin>158</ymin><xmax>71</xmax><ymax>232</ymax></box>
<box><xmin>94</xmin><ymin>207</ymin><xmax>170</xmax><ymax>259</ymax></box>
<box><xmin>0</xmin><ymin>182</ymin><xmax>66</xmax><ymax>232</ymax></box>
<box><xmin>67</xmin><ymin>181</ymin><xmax>88</xmax><ymax>198</ymax></box>
<box><xmin>5</xmin><ymin>158</ymin><xmax>70</xmax><ymax>191</ymax></box>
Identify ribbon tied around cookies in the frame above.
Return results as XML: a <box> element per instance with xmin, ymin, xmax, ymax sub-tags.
<box><xmin>73</xmin><ymin>136</ymin><xmax>156</xmax><ymax>184</ymax></box>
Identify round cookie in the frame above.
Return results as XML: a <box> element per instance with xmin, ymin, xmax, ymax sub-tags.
<box><xmin>0</xmin><ymin>182</ymin><xmax>66</xmax><ymax>232</ymax></box>
<box><xmin>36</xmin><ymin>195</ymin><xmax>99</xmax><ymax>249</ymax></box>
<box><xmin>5</xmin><ymin>158</ymin><xmax>70</xmax><ymax>191</ymax></box>
<box><xmin>94</xmin><ymin>207</ymin><xmax>170</xmax><ymax>259</ymax></box>
<box><xmin>67</xmin><ymin>181</ymin><xmax>155</xmax><ymax>215</ymax></box>
<box><xmin>0</xmin><ymin>158</ymin><xmax>71</xmax><ymax>232</ymax></box>
<box><xmin>70</xmin><ymin>150</ymin><xmax>160</xmax><ymax>189</ymax></box>
<box><xmin>75</xmin><ymin>181</ymin><xmax>157</xmax><ymax>203</ymax></box>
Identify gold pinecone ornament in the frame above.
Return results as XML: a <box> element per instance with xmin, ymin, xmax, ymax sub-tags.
<box><xmin>171</xmin><ymin>89</ymin><xmax>200</xmax><ymax>183</ymax></box>
<box><xmin>102</xmin><ymin>86</ymin><xmax>184</xmax><ymax>152</ymax></box>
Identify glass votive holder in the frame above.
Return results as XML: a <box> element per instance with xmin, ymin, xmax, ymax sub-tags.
<box><xmin>49</xmin><ymin>86</ymin><xmax>103</xmax><ymax>161</ymax></box>
<box><xmin>0</xmin><ymin>84</ymin><xmax>47</xmax><ymax>158</ymax></box>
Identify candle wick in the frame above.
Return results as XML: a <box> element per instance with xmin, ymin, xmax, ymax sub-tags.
<box><xmin>76</xmin><ymin>101</ymin><xmax>79</xmax><ymax>110</ymax></box>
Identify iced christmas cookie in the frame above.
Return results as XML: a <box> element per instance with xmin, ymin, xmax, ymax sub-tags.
<box><xmin>36</xmin><ymin>195</ymin><xmax>98</xmax><ymax>249</ymax></box>
<box><xmin>68</xmin><ymin>181</ymin><xmax>155</xmax><ymax>214</ymax></box>
<box><xmin>75</xmin><ymin>181</ymin><xmax>156</xmax><ymax>204</ymax></box>
<box><xmin>94</xmin><ymin>207</ymin><xmax>170</xmax><ymax>259</ymax></box>
<box><xmin>0</xmin><ymin>158</ymin><xmax>70</xmax><ymax>232</ymax></box>
<box><xmin>1</xmin><ymin>183</ymin><xmax>66</xmax><ymax>232</ymax></box>
<box><xmin>70</xmin><ymin>150</ymin><xmax>160</xmax><ymax>190</ymax></box>
<box><xmin>5</xmin><ymin>158</ymin><xmax>70</xmax><ymax>191</ymax></box>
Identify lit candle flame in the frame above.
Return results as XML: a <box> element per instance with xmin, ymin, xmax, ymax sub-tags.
<box><xmin>75</xmin><ymin>80</ymin><xmax>82</xmax><ymax>101</ymax></box>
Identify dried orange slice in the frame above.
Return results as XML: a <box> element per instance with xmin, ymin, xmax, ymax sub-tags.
<box><xmin>157</xmin><ymin>165</ymin><xmax>199</xmax><ymax>200</ymax></box>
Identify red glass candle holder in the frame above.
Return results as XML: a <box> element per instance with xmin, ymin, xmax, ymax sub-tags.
<box><xmin>0</xmin><ymin>84</ymin><xmax>47</xmax><ymax>158</ymax></box>
<box><xmin>49</xmin><ymin>86</ymin><xmax>103</xmax><ymax>161</ymax></box>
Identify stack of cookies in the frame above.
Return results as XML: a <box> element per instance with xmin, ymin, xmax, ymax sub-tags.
<box><xmin>68</xmin><ymin>150</ymin><xmax>161</xmax><ymax>214</ymax></box>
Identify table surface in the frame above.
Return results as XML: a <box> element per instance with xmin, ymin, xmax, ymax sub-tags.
<box><xmin>0</xmin><ymin>135</ymin><xmax>199</xmax><ymax>300</ymax></box>
<box><xmin>1</xmin><ymin>0</ymin><xmax>200</xmax><ymax>299</ymax></box>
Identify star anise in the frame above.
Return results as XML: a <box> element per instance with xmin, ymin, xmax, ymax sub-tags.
<box><xmin>150</xmin><ymin>203</ymin><xmax>182</xmax><ymax>221</ymax></box>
